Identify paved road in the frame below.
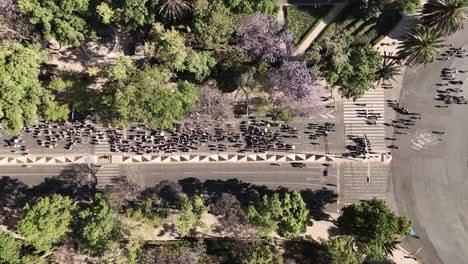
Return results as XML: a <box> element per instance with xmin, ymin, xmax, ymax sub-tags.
<box><xmin>136</xmin><ymin>163</ymin><xmax>338</xmax><ymax>190</ymax></box>
<box><xmin>1</xmin><ymin>163</ymin><xmax>338</xmax><ymax>192</ymax></box>
<box><xmin>392</xmin><ymin>27</ymin><xmax>468</xmax><ymax>264</ymax></box>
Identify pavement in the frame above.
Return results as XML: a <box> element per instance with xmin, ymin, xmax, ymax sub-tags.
<box><xmin>0</xmin><ymin>163</ymin><xmax>338</xmax><ymax>192</ymax></box>
<box><xmin>391</xmin><ymin>26</ymin><xmax>468</xmax><ymax>264</ymax></box>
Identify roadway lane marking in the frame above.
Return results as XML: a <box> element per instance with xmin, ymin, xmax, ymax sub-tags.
<box><xmin>210</xmin><ymin>171</ymin><xmax>322</xmax><ymax>175</ymax></box>
<box><xmin>1</xmin><ymin>173</ymin><xmax>63</xmax><ymax>176</ymax></box>
<box><xmin>251</xmin><ymin>182</ymin><xmax>337</xmax><ymax>188</ymax></box>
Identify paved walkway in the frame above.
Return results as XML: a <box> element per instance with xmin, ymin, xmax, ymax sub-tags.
<box><xmin>374</xmin><ymin>0</ymin><xmax>427</xmax><ymax>55</ymax></box>
<box><xmin>293</xmin><ymin>3</ymin><xmax>347</xmax><ymax>56</ymax></box>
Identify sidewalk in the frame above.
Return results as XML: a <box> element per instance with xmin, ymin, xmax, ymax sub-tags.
<box><xmin>293</xmin><ymin>3</ymin><xmax>347</xmax><ymax>56</ymax></box>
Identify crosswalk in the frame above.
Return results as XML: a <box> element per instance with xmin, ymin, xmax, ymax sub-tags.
<box><xmin>340</xmin><ymin>162</ymin><xmax>390</xmax><ymax>205</ymax></box>
<box><xmin>343</xmin><ymin>88</ymin><xmax>387</xmax><ymax>153</ymax></box>
<box><xmin>94</xmin><ymin>141</ymin><xmax>111</xmax><ymax>155</ymax></box>
<box><xmin>95</xmin><ymin>164</ymin><xmax>120</xmax><ymax>189</ymax></box>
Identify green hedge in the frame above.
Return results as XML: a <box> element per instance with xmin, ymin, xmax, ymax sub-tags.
<box><xmin>296</xmin><ymin>17</ymin><xmax>323</xmax><ymax>47</ymax></box>
<box><xmin>285</xmin><ymin>5</ymin><xmax>332</xmax><ymax>45</ymax></box>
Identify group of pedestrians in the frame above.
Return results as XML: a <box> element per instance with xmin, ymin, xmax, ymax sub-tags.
<box><xmin>3</xmin><ymin>121</ymin><xmax>96</xmax><ymax>156</ymax></box>
<box><xmin>346</xmin><ymin>135</ymin><xmax>371</xmax><ymax>158</ymax></box>
<box><xmin>435</xmin><ymin>67</ymin><xmax>467</xmax><ymax>105</ymax></box>
<box><xmin>0</xmin><ymin>118</ymin><xmax>336</xmax><ymax>155</ymax></box>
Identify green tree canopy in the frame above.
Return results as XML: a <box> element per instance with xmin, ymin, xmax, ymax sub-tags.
<box><xmin>18</xmin><ymin>194</ymin><xmax>76</xmax><ymax>253</ymax></box>
<box><xmin>272</xmin><ymin>108</ymin><xmax>296</xmax><ymax>123</ymax></box>
<box><xmin>308</xmin><ymin>29</ymin><xmax>353</xmax><ymax>85</ymax></box>
<box><xmin>106</xmin><ymin>56</ymin><xmax>137</xmax><ymax>82</ymax></box>
<box><xmin>338</xmin><ymin>45</ymin><xmax>382</xmax><ymax>101</ymax></box>
<box><xmin>247</xmin><ymin>191</ymin><xmax>309</xmax><ymax>238</ymax></box>
<box><xmin>147</xmin><ymin>23</ymin><xmax>188</xmax><ymax>72</ymax></box>
<box><xmin>175</xmin><ymin>195</ymin><xmax>208</xmax><ymax>236</ymax></box>
<box><xmin>41</xmin><ymin>97</ymin><xmax>70</xmax><ymax>122</ymax></box>
<box><xmin>99</xmin><ymin>65</ymin><xmax>196</xmax><ymax>129</ymax></box>
<box><xmin>193</xmin><ymin>0</ymin><xmax>234</xmax><ymax>47</ymax></box>
<box><xmin>18</xmin><ymin>0</ymin><xmax>89</xmax><ymax>46</ymax></box>
<box><xmin>326</xmin><ymin>236</ymin><xmax>364</xmax><ymax>264</ymax></box>
<box><xmin>247</xmin><ymin>192</ymin><xmax>282</xmax><ymax>235</ymax></box>
<box><xmin>337</xmin><ymin>198</ymin><xmax>412</xmax><ymax>261</ymax></box>
<box><xmin>177</xmin><ymin>81</ymin><xmax>199</xmax><ymax>113</ymax></box>
<box><xmin>96</xmin><ymin>2</ymin><xmax>115</xmax><ymax>24</ymax></box>
<box><xmin>186</xmin><ymin>50</ymin><xmax>217</xmax><ymax>82</ymax></box>
<box><xmin>0</xmin><ymin>41</ymin><xmax>47</xmax><ymax>134</ymax></box>
<box><xmin>277</xmin><ymin>192</ymin><xmax>310</xmax><ymax>239</ymax></box>
<box><xmin>77</xmin><ymin>194</ymin><xmax>119</xmax><ymax>255</ymax></box>
<box><xmin>0</xmin><ymin>232</ymin><xmax>23</xmax><ymax>264</ymax></box>
<box><xmin>238</xmin><ymin>240</ymin><xmax>282</xmax><ymax>264</ymax></box>
<box><xmin>46</xmin><ymin>76</ymin><xmax>98</xmax><ymax>116</ymax></box>
<box><xmin>226</xmin><ymin>0</ymin><xmax>280</xmax><ymax>16</ymax></box>
<box><xmin>121</xmin><ymin>0</ymin><xmax>155</xmax><ymax>30</ymax></box>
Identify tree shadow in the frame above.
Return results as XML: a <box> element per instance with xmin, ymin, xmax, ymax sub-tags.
<box><xmin>157</xmin><ymin>222</ymin><xmax>176</xmax><ymax>237</ymax></box>
<box><xmin>283</xmin><ymin>239</ymin><xmax>330</xmax><ymax>264</ymax></box>
<box><xmin>141</xmin><ymin>180</ymin><xmax>185</xmax><ymax>208</ymax></box>
<box><xmin>300</xmin><ymin>188</ymin><xmax>338</xmax><ymax>221</ymax></box>
<box><xmin>179</xmin><ymin>177</ymin><xmax>274</xmax><ymax>206</ymax></box>
<box><xmin>29</xmin><ymin>164</ymin><xmax>95</xmax><ymax>201</ymax></box>
<box><xmin>0</xmin><ymin>176</ymin><xmax>29</xmax><ymax>228</ymax></box>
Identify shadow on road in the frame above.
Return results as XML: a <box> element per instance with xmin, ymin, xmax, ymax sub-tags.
<box><xmin>0</xmin><ymin>164</ymin><xmax>96</xmax><ymax>228</ymax></box>
<box><xmin>29</xmin><ymin>164</ymin><xmax>95</xmax><ymax>201</ymax></box>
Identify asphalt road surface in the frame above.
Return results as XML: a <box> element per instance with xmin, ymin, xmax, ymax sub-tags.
<box><xmin>392</xmin><ymin>27</ymin><xmax>468</xmax><ymax>264</ymax></box>
<box><xmin>0</xmin><ymin>163</ymin><xmax>338</xmax><ymax>192</ymax></box>
<box><xmin>137</xmin><ymin>163</ymin><xmax>338</xmax><ymax>190</ymax></box>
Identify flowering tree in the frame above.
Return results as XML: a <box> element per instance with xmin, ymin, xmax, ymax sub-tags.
<box><xmin>0</xmin><ymin>0</ymin><xmax>20</xmax><ymax>16</ymax></box>
<box><xmin>236</xmin><ymin>12</ymin><xmax>293</xmax><ymax>63</ymax></box>
<box><xmin>271</xmin><ymin>60</ymin><xmax>326</xmax><ymax>117</ymax></box>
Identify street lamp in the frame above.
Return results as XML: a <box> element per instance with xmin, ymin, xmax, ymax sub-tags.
<box><xmin>364</xmin><ymin>134</ymin><xmax>370</xmax><ymax>183</ymax></box>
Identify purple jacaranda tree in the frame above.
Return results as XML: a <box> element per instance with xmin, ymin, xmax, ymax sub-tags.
<box><xmin>0</xmin><ymin>0</ymin><xmax>20</xmax><ymax>16</ymax></box>
<box><xmin>236</xmin><ymin>11</ymin><xmax>293</xmax><ymax>63</ymax></box>
<box><xmin>271</xmin><ymin>60</ymin><xmax>327</xmax><ymax>117</ymax></box>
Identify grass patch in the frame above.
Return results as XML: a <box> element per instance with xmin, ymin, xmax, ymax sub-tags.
<box><xmin>285</xmin><ymin>5</ymin><xmax>332</xmax><ymax>45</ymax></box>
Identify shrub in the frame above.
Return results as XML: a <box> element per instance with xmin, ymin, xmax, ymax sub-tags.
<box><xmin>272</xmin><ymin>108</ymin><xmax>296</xmax><ymax>123</ymax></box>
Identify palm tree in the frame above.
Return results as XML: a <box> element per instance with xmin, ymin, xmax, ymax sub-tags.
<box><xmin>376</xmin><ymin>52</ymin><xmax>401</xmax><ymax>85</ymax></box>
<box><xmin>382</xmin><ymin>238</ymin><xmax>401</xmax><ymax>257</ymax></box>
<box><xmin>422</xmin><ymin>0</ymin><xmax>468</xmax><ymax>36</ymax></box>
<box><xmin>158</xmin><ymin>0</ymin><xmax>192</xmax><ymax>22</ymax></box>
<box><xmin>397</xmin><ymin>26</ymin><xmax>443</xmax><ymax>66</ymax></box>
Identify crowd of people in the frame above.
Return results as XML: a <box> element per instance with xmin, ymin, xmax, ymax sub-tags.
<box><xmin>346</xmin><ymin>135</ymin><xmax>372</xmax><ymax>157</ymax></box>
<box><xmin>435</xmin><ymin>67</ymin><xmax>467</xmax><ymax>105</ymax></box>
<box><xmin>0</xmin><ymin>118</ymin><xmax>337</xmax><ymax>155</ymax></box>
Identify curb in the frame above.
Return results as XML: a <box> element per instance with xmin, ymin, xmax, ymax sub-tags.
<box><xmin>0</xmin><ymin>153</ymin><xmax>391</xmax><ymax>166</ymax></box>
